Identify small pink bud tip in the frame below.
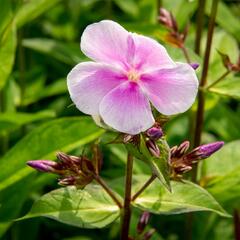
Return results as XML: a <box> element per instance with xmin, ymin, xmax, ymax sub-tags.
<box><xmin>190</xmin><ymin>63</ymin><xmax>199</xmax><ymax>70</ymax></box>
<box><xmin>146</xmin><ymin>127</ymin><xmax>163</xmax><ymax>140</ymax></box>
<box><xmin>58</xmin><ymin>176</ymin><xmax>76</xmax><ymax>186</ymax></box>
<box><xmin>137</xmin><ymin>212</ymin><xmax>150</xmax><ymax>234</ymax></box>
<box><xmin>27</xmin><ymin>160</ymin><xmax>58</xmax><ymax>173</ymax></box>
<box><xmin>143</xmin><ymin>228</ymin><xmax>156</xmax><ymax>240</ymax></box>
<box><xmin>146</xmin><ymin>140</ymin><xmax>160</xmax><ymax>157</ymax></box>
<box><xmin>171</xmin><ymin>140</ymin><xmax>190</xmax><ymax>158</ymax></box>
<box><xmin>198</xmin><ymin>141</ymin><xmax>224</xmax><ymax>158</ymax></box>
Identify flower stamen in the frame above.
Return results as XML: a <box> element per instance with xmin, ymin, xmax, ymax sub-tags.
<box><xmin>127</xmin><ymin>69</ymin><xmax>140</xmax><ymax>82</ymax></box>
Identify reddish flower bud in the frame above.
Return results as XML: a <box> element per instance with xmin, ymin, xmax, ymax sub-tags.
<box><xmin>146</xmin><ymin>140</ymin><xmax>160</xmax><ymax>157</ymax></box>
<box><xmin>137</xmin><ymin>212</ymin><xmax>150</xmax><ymax>234</ymax></box>
<box><xmin>158</xmin><ymin>8</ymin><xmax>177</xmax><ymax>31</ymax></box>
<box><xmin>58</xmin><ymin>176</ymin><xmax>76</xmax><ymax>186</ymax></box>
<box><xmin>143</xmin><ymin>228</ymin><xmax>156</xmax><ymax>240</ymax></box>
<box><xmin>217</xmin><ymin>50</ymin><xmax>240</xmax><ymax>72</ymax></box>
<box><xmin>171</xmin><ymin>141</ymin><xmax>190</xmax><ymax>158</ymax></box>
<box><xmin>57</xmin><ymin>152</ymin><xmax>81</xmax><ymax>165</ymax></box>
<box><xmin>27</xmin><ymin>160</ymin><xmax>59</xmax><ymax>173</ymax></box>
<box><xmin>80</xmin><ymin>158</ymin><xmax>95</xmax><ymax>175</ymax></box>
<box><xmin>186</xmin><ymin>141</ymin><xmax>224</xmax><ymax>162</ymax></box>
<box><xmin>146</xmin><ymin>127</ymin><xmax>163</xmax><ymax>141</ymax></box>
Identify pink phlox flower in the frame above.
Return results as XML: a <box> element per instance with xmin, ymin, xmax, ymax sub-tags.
<box><xmin>67</xmin><ymin>20</ymin><xmax>198</xmax><ymax>134</ymax></box>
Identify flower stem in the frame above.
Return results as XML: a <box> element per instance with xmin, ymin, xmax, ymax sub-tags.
<box><xmin>195</xmin><ymin>0</ymin><xmax>206</xmax><ymax>54</ymax></box>
<box><xmin>182</xmin><ymin>46</ymin><xmax>191</xmax><ymax>63</ymax></box>
<box><xmin>206</xmin><ymin>70</ymin><xmax>230</xmax><ymax>89</ymax></box>
<box><xmin>121</xmin><ymin>153</ymin><xmax>133</xmax><ymax>240</ymax></box>
<box><xmin>93</xmin><ymin>174</ymin><xmax>123</xmax><ymax>209</ymax></box>
<box><xmin>192</xmin><ymin>0</ymin><xmax>219</xmax><ymax>182</ymax></box>
<box><xmin>234</xmin><ymin>209</ymin><xmax>240</xmax><ymax>240</ymax></box>
<box><xmin>132</xmin><ymin>174</ymin><xmax>156</xmax><ymax>201</ymax></box>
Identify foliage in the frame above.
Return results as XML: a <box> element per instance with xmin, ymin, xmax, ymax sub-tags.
<box><xmin>0</xmin><ymin>0</ymin><xmax>239</xmax><ymax>240</ymax></box>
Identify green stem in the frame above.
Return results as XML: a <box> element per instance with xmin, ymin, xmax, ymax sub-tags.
<box><xmin>195</xmin><ymin>0</ymin><xmax>206</xmax><ymax>54</ymax></box>
<box><xmin>132</xmin><ymin>175</ymin><xmax>156</xmax><ymax>201</ymax></box>
<box><xmin>182</xmin><ymin>46</ymin><xmax>191</xmax><ymax>63</ymax></box>
<box><xmin>93</xmin><ymin>174</ymin><xmax>123</xmax><ymax>209</ymax></box>
<box><xmin>206</xmin><ymin>70</ymin><xmax>230</xmax><ymax>89</ymax></box>
<box><xmin>187</xmin><ymin>2</ymin><xmax>219</xmax><ymax>240</ymax></box>
<box><xmin>121</xmin><ymin>153</ymin><xmax>133</xmax><ymax>240</ymax></box>
<box><xmin>192</xmin><ymin>0</ymin><xmax>219</xmax><ymax>182</ymax></box>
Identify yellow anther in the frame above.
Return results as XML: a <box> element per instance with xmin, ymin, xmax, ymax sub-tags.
<box><xmin>127</xmin><ymin>70</ymin><xmax>140</xmax><ymax>82</ymax></box>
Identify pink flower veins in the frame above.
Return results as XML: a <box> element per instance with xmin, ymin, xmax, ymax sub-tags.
<box><xmin>67</xmin><ymin>20</ymin><xmax>198</xmax><ymax>134</ymax></box>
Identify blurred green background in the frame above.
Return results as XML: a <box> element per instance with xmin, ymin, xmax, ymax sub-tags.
<box><xmin>0</xmin><ymin>0</ymin><xmax>240</xmax><ymax>239</ymax></box>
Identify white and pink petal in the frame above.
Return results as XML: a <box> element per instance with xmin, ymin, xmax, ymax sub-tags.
<box><xmin>140</xmin><ymin>63</ymin><xmax>199</xmax><ymax>115</ymax></box>
<box><xmin>99</xmin><ymin>82</ymin><xmax>154</xmax><ymax>134</ymax></box>
<box><xmin>67</xmin><ymin>62</ymin><xmax>126</xmax><ymax>115</ymax></box>
<box><xmin>131</xmin><ymin>33</ymin><xmax>175</xmax><ymax>71</ymax></box>
<box><xmin>81</xmin><ymin>20</ymin><xmax>129</xmax><ymax>67</ymax></box>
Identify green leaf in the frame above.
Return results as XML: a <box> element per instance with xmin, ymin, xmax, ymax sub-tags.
<box><xmin>208</xmin><ymin>77</ymin><xmax>240</xmax><ymax>100</ymax></box>
<box><xmin>126</xmin><ymin>136</ymin><xmax>171</xmax><ymax>191</ymax></box>
<box><xmin>207</xmin><ymin>30</ymin><xmax>238</xmax><ymax>83</ymax></box>
<box><xmin>113</xmin><ymin>0</ymin><xmax>139</xmax><ymax>17</ymax></box>
<box><xmin>206</xmin><ymin>1</ymin><xmax>240</xmax><ymax>42</ymax></box>
<box><xmin>22</xmin><ymin>38</ymin><xmax>86</xmax><ymax>65</ymax></box>
<box><xmin>130</xmin><ymin>175</ymin><xmax>229</xmax><ymax>217</ymax></box>
<box><xmin>204</xmin><ymin>140</ymin><xmax>240</xmax><ymax>176</ymax></box>
<box><xmin>163</xmin><ymin>0</ymin><xmax>197</xmax><ymax>30</ymax></box>
<box><xmin>150</xmin><ymin>139</ymin><xmax>171</xmax><ymax>191</ymax></box>
<box><xmin>19</xmin><ymin>184</ymin><xmax>120</xmax><ymax>228</ymax></box>
<box><xmin>15</xmin><ymin>0</ymin><xmax>61</xmax><ymax>28</ymax></box>
<box><xmin>0</xmin><ymin>110</ymin><xmax>56</xmax><ymax>133</ymax></box>
<box><xmin>207</xmin><ymin>167</ymin><xmax>240</xmax><ymax>209</ymax></box>
<box><xmin>0</xmin><ymin>117</ymin><xmax>104</xmax><ymax>191</ymax></box>
<box><xmin>0</xmin><ymin>0</ymin><xmax>13</xmax><ymax>35</ymax></box>
<box><xmin>0</xmin><ymin>22</ymin><xmax>17</xmax><ymax>90</ymax></box>
<box><xmin>205</xmin><ymin>103</ymin><xmax>240</xmax><ymax>141</ymax></box>
<box><xmin>203</xmin><ymin>141</ymin><xmax>240</xmax><ymax>208</ymax></box>
<box><xmin>0</xmin><ymin>117</ymin><xmax>104</xmax><ymax>228</ymax></box>
<box><xmin>22</xmin><ymin>78</ymin><xmax>67</xmax><ymax>106</ymax></box>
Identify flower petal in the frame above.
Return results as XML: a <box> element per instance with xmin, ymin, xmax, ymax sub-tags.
<box><xmin>140</xmin><ymin>63</ymin><xmax>198</xmax><ymax>115</ymax></box>
<box><xmin>81</xmin><ymin>20</ymin><xmax>129</xmax><ymax>66</ymax></box>
<box><xmin>67</xmin><ymin>62</ymin><xmax>126</xmax><ymax>115</ymax></box>
<box><xmin>132</xmin><ymin>33</ymin><xmax>175</xmax><ymax>71</ymax></box>
<box><xmin>99</xmin><ymin>82</ymin><xmax>154</xmax><ymax>134</ymax></box>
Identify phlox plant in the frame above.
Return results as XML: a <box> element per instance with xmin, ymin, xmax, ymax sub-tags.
<box><xmin>0</xmin><ymin>0</ymin><xmax>240</xmax><ymax>240</ymax></box>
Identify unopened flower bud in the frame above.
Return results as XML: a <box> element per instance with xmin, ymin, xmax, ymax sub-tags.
<box><xmin>27</xmin><ymin>160</ymin><xmax>59</xmax><ymax>173</ymax></box>
<box><xmin>143</xmin><ymin>228</ymin><xmax>156</xmax><ymax>240</ymax></box>
<box><xmin>171</xmin><ymin>141</ymin><xmax>190</xmax><ymax>158</ymax></box>
<box><xmin>186</xmin><ymin>141</ymin><xmax>224</xmax><ymax>162</ymax></box>
<box><xmin>57</xmin><ymin>152</ymin><xmax>80</xmax><ymax>165</ymax></box>
<box><xmin>158</xmin><ymin>8</ymin><xmax>176</xmax><ymax>30</ymax></box>
<box><xmin>190</xmin><ymin>63</ymin><xmax>199</xmax><ymax>70</ymax></box>
<box><xmin>146</xmin><ymin>127</ymin><xmax>163</xmax><ymax>141</ymax></box>
<box><xmin>58</xmin><ymin>176</ymin><xmax>76</xmax><ymax>186</ymax></box>
<box><xmin>146</xmin><ymin>140</ymin><xmax>160</xmax><ymax>157</ymax></box>
<box><xmin>80</xmin><ymin>158</ymin><xmax>95</xmax><ymax>175</ymax></box>
<box><xmin>123</xmin><ymin>134</ymin><xmax>134</xmax><ymax>143</ymax></box>
<box><xmin>137</xmin><ymin>212</ymin><xmax>150</xmax><ymax>234</ymax></box>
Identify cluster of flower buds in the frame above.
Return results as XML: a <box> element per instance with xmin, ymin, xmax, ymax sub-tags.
<box><xmin>158</xmin><ymin>7</ymin><xmax>188</xmax><ymax>49</ymax></box>
<box><xmin>129</xmin><ymin>211</ymin><xmax>155</xmax><ymax>240</ymax></box>
<box><xmin>27</xmin><ymin>146</ymin><xmax>102</xmax><ymax>189</ymax></box>
<box><xmin>218</xmin><ymin>50</ymin><xmax>240</xmax><ymax>72</ymax></box>
<box><xmin>170</xmin><ymin>141</ymin><xmax>224</xmax><ymax>178</ymax></box>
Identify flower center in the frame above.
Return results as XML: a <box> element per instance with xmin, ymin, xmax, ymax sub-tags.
<box><xmin>127</xmin><ymin>69</ymin><xmax>140</xmax><ymax>82</ymax></box>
